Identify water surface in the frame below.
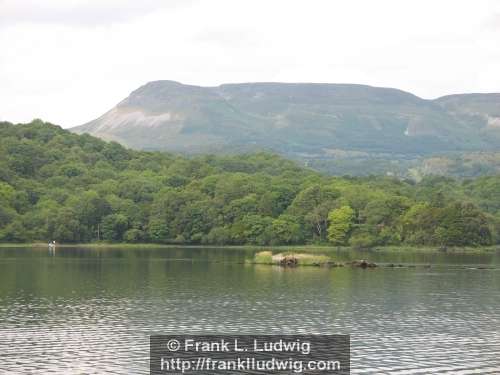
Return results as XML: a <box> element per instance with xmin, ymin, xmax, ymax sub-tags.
<box><xmin>0</xmin><ymin>247</ymin><xmax>499</xmax><ymax>374</ymax></box>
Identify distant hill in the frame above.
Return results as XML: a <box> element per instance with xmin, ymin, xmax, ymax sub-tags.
<box><xmin>71</xmin><ymin>81</ymin><xmax>500</xmax><ymax>177</ymax></box>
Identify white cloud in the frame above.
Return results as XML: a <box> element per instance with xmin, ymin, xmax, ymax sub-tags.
<box><xmin>0</xmin><ymin>0</ymin><xmax>194</xmax><ymax>27</ymax></box>
<box><xmin>483</xmin><ymin>12</ymin><xmax>500</xmax><ymax>30</ymax></box>
<box><xmin>0</xmin><ymin>0</ymin><xmax>499</xmax><ymax>127</ymax></box>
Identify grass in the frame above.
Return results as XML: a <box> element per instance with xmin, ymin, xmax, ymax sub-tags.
<box><xmin>0</xmin><ymin>243</ymin><xmax>498</xmax><ymax>254</ymax></box>
<box><xmin>0</xmin><ymin>242</ymin><xmax>51</xmax><ymax>248</ymax></box>
<box><xmin>251</xmin><ymin>251</ymin><xmax>334</xmax><ymax>266</ymax></box>
<box><xmin>0</xmin><ymin>242</ymin><xmax>171</xmax><ymax>248</ymax></box>
<box><xmin>371</xmin><ymin>245</ymin><xmax>500</xmax><ymax>254</ymax></box>
<box><xmin>253</xmin><ymin>251</ymin><xmax>273</xmax><ymax>263</ymax></box>
<box><xmin>0</xmin><ymin>242</ymin><xmax>260</xmax><ymax>250</ymax></box>
<box><xmin>251</xmin><ymin>245</ymin><xmax>500</xmax><ymax>254</ymax></box>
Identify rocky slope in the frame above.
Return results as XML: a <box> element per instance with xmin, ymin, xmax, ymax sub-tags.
<box><xmin>72</xmin><ymin>81</ymin><xmax>500</xmax><ymax>176</ymax></box>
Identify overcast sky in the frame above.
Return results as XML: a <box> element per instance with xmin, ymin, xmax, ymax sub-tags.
<box><xmin>1</xmin><ymin>0</ymin><xmax>499</xmax><ymax>128</ymax></box>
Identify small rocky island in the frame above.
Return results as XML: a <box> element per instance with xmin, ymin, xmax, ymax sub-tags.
<box><xmin>250</xmin><ymin>251</ymin><xmax>378</xmax><ymax>268</ymax></box>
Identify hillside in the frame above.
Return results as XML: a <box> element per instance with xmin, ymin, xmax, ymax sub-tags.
<box><xmin>72</xmin><ymin>81</ymin><xmax>500</xmax><ymax>154</ymax></box>
<box><xmin>2</xmin><ymin>120</ymin><xmax>500</xmax><ymax>247</ymax></box>
<box><xmin>71</xmin><ymin>81</ymin><xmax>500</xmax><ymax>177</ymax></box>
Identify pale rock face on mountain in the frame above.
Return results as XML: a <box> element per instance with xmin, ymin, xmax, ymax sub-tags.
<box><xmin>72</xmin><ymin>81</ymin><xmax>500</xmax><ymax>158</ymax></box>
<box><xmin>435</xmin><ymin>93</ymin><xmax>500</xmax><ymax>131</ymax></box>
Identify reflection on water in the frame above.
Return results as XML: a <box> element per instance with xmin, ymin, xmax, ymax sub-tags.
<box><xmin>0</xmin><ymin>247</ymin><xmax>499</xmax><ymax>374</ymax></box>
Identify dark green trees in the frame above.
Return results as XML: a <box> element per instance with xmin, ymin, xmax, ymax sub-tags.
<box><xmin>0</xmin><ymin>120</ymin><xmax>497</xmax><ymax>247</ymax></box>
<box><xmin>399</xmin><ymin>202</ymin><xmax>492</xmax><ymax>246</ymax></box>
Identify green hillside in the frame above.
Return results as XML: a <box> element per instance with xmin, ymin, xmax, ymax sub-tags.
<box><xmin>72</xmin><ymin>81</ymin><xmax>500</xmax><ymax>154</ymax></box>
<box><xmin>71</xmin><ymin>81</ymin><xmax>500</xmax><ymax>177</ymax></box>
<box><xmin>2</xmin><ymin>120</ymin><xmax>500</xmax><ymax>247</ymax></box>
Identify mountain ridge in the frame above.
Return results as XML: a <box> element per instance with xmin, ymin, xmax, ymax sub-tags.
<box><xmin>71</xmin><ymin>80</ymin><xmax>500</xmax><ymax>176</ymax></box>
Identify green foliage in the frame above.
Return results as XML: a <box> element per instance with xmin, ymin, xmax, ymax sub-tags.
<box><xmin>123</xmin><ymin>228</ymin><xmax>143</xmax><ymax>243</ymax></box>
<box><xmin>401</xmin><ymin>201</ymin><xmax>492</xmax><ymax>246</ymax></box>
<box><xmin>147</xmin><ymin>218</ymin><xmax>169</xmax><ymax>243</ymax></box>
<box><xmin>349</xmin><ymin>231</ymin><xmax>379</xmax><ymax>249</ymax></box>
<box><xmin>433</xmin><ymin>203</ymin><xmax>491</xmax><ymax>246</ymax></box>
<box><xmin>327</xmin><ymin>206</ymin><xmax>355</xmax><ymax>245</ymax></box>
<box><xmin>0</xmin><ymin>120</ymin><xmax>498</xmax><ymax>247</ymax></box>
<box><xmin>253</xmin><ymin>251</ymin><xmax>273</xmax><ymax>264</ymax></box>
<box><xmin>271</xmin><ymin>215</ymin><xmax>303</xmax><ymax>245</ymax></box>
<box><xmin>231</xmin><ymin>215</ymin><xmax>273</xmax><ymax>245</ymax></box>
<box><xmin>74</xmin><ymin>82</ymin><xmax>500</xmax><ymax>176</ymax></box>
<box><xmin>101</xmin><ymin>214</ymin><xmax>128</xmax><ymax>241</ymax></box>
<box><xmin>204</xmin><ymin>227</ymin><xmax>232</xmax><ymax>245</ymax></box>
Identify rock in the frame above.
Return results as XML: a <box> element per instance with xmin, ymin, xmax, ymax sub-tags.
<box><xmin>327</xmin><ymin>261</ymin><xmax>342</xmax><ymax>267</ymax></box>
<box><xmin>279</xmin><ymin>256</ymin><xmax>298</xmax><ymax>267</ymax></box>
<box><xmin>349</xmin><ymin>260</ymin><xmax>377</xmax><ymax>268</ymax></box>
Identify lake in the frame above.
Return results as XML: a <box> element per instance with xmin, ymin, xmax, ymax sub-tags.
<box><xmin>0</xmin><ymin>246</ymin><xmax>499</xmax><ymax>374</ymax></box>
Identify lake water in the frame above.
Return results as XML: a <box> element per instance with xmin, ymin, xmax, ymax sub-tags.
<box><xmin>0</xmin><ymin>247</ymin><xmax>499</xmax><ymax>374</ymax></box>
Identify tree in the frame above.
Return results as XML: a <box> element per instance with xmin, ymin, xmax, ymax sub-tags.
<box><xmin>0</xmin><ymin>182</ymin><xmax>16</xmax><ymax>228</ymax></box>
<box><xmin>287</xmin><ymin>184</ymin><xmax>339</xmax><ymax>217</ymax></box>
<box><xmin>1</xmin><ymin>218</ymin><xmax>27</xmax><ymax>242</ymax></box>
<box><xmin>349</xmin><ymin>230</ymin><xmax>378</xmax><ymax>249</ymax></box>
<box><xmin>2</xmin><ymin>119</ymin><xmax>500</xmax><ymax>248</ymax></box>
<box><xmin>204</xmin><ymin>227</ymin><xmax>232</xmax><ymax>245</ymax></box>
<box><xmin>434</xmin><ymin>202</ymin><xmax>492</xmax><ymax>246</ymax></box>
<box><xmin>124</xmin><ymin>228</ymin><xmax>143</xmax><ymax>243</ymax></box>
<box><xmin>235</xmin><ymin>215</ymin><xmax>273</xmax><ymax>245</ymax></box>
<box><xmin>67</xmin><ymin>190</ymin><xmax>111</xmax><ymax>230</ymax></box>
<box><xmin>147</xmin><ymin>218</ymin><xmax>169</xmax><ymax>243</ymax></box>
<box><xmin>0</xmin><ymin>182</ymin><xmax>15</xmax><ymax>204</ymax></box>
<box><xmin>400</xmin><ymin>203</ymin><xmax>438</xmax><ymax>245</ymax></box>
<box><xmin>52</xmin><ymin>208</ymin><xmax>82</xmax><ymax>243</ymax></box>
<box><xmin>360</xmin><ymin>196</ymin><xmax>412</xmax><ymax>244</ymax></box>
<box><xmin>271</xmin><ymin>215</ymin><xmax>303</xmax><ymax>244</ymax></box>
<box><xmin>328</xmin><ymin>206</ymin><xmax>355</xmax><ymax>245</ymax></box>
<box><xmin>305</xmin><ymin>201</ymin><xmax>338</xmax><ymax>242</ymax></box>
<box><xmin>101</xmin><ymin>214</ymin><xmax>129</xmax><ymax>241</ymax></box>
<box><xmin>223</xmin><ymin>194</ymin><xmax>259</xmax><ymax>223</ymax></box>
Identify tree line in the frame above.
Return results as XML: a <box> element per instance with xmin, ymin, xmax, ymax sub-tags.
<box><xmin>1</xmin><ymin>120</ymin><xmax>499</xmax><ymax>247</ymax></box>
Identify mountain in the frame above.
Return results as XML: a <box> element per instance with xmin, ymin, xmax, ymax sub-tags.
<box><xmin>71</xmin><ymin>81</ymin><xmax>500</xmax><ymax>176</ymax></box>
<box><xmin>435</xmin><ymin>93</ymin><xmax>500</xmax><ymax>143</ymax></box>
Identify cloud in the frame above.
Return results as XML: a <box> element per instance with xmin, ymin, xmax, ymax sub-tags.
<box><xmin>0</xmin><ymin>0</ymin><xmax>195</xmax><ymax>28</ymax></box>
<box><xmin>193</xmin><ymin>28</ymin><xmax>260</xmax><ymax>49</ymax></box>
<box><xmin>483</xmin><ymin>13</ymin><xmax>500</xmax><ymax>30</ymax></box>
<box><xmin>1</xmin><ymin>0</ymin><xmax>500</xmax><ymax>127</ymax></box>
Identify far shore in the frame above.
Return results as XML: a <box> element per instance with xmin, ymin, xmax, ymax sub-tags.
<box><xmin>0</xmin><ymin>243</ymin><xmax>499</xmax><ymax>254</ymax></box>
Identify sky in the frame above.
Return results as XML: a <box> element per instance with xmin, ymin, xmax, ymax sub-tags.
<box><xmin>1</xmin><ymin>0</ymin><xmax>499</xmax><ymax>128</ymax></box>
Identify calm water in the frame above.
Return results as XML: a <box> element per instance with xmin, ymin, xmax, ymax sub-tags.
<box><xmin>0</xmin><ymin>247</ymin><xmax>500</xmax><ymax>374</ymax></box>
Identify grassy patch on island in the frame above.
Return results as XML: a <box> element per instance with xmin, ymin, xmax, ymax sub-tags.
<box><xmin>251</xmin><ymin>251</ymin><xmax>334</xmax><ymax>266</ymax></box>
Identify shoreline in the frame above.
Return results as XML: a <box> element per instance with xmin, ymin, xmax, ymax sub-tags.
<box><xmin>0</xmin><ymin>243</ymin><xmax>499</xmax><ymax>254</ymax></box>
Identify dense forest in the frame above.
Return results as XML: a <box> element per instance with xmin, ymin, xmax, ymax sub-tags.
<box><xmin>1</xmin><ymin>120</ymin><xmax>500</xmax><ymax>247</ymax></box>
